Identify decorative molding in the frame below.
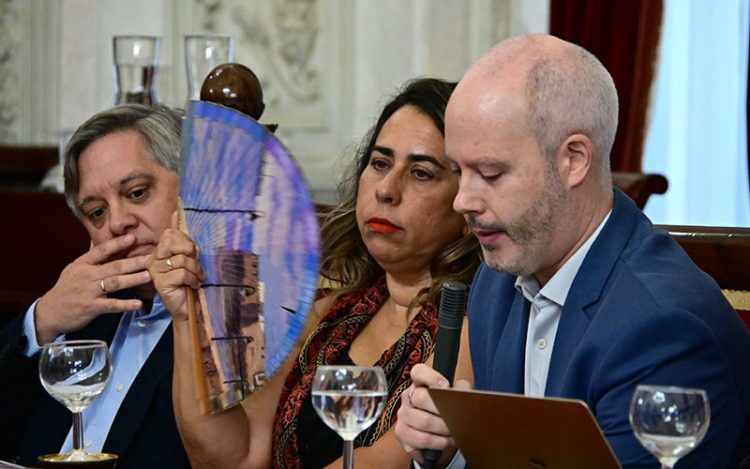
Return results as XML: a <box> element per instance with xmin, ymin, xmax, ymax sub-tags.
<box><xmin>723</xmin><ymin>289</ymin><xmax>750</xmax><ymax>311</ymax></box>
<box><xmin>0</xmin><ymin>0</ymin><xmax>19</xmax><ymax>143</ymax></box>
<box><xmin>178</xmin><ymin>0</ymin><xmax>327</xmax><ymax>127</ymax></box>
<box><xmin>195</xmin><ymin>0</ymin><xmax>223</xmax><ymax>32</ymax></box>
<box><xmin>231</xmin><ymin>0</ymin><xmax>321</xmax><ymax>106</ymax></box>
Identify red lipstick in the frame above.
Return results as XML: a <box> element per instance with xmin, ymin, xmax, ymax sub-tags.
<box><xmin>366</xmin><ymin>217</ymin><xmax>401</xmax><ymax>234</ymax></box>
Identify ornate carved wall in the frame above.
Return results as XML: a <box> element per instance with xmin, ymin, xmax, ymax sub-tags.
<box><xmin>0</xmin><ymin>0</ymin><xmax>20</xmax><ymax>142</ymax></box>
<box><xmin>0</xmin><ymin>0</ymin><xmax>60</xmax><ymax>145</ymax></box>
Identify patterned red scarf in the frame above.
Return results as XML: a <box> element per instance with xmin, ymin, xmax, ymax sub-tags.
<box><xmin>272</xmin><ymin>277</ymin><xmax>438</xmax><ymax>468</ymax></box>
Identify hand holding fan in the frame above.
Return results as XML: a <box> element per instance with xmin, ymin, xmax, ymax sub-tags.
<box><xmin>179</xmin><ymin>90</ymin><xmax>319</xmax><ymax>413</ymax></box>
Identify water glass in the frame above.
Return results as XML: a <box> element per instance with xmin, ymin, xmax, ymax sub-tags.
<box><xmin>629</xmin><ymin>385</ymin><xmax>710</xmax><ymax>468</ymax></box>
<box><xmin>184</xmin><ymin>35</ymin><xmax>234</xmax><ymax>103</ymax></box>
<box><xmin>113</xmin><ymin>35</ymin><xmax>161</xmax><ymax>106</ymax></box>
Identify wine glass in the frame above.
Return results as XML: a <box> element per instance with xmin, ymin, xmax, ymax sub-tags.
<box><xmin>38</xmin><ymin>340</ymin><xmax>114</xmax><ymax>464</ymax></box>
<box><xmin>629</xmin><ymin>385</ymin><xmax>711</xmax><ymax>468</ymax></box>
<box><xmin>312</xmin><ymin>366</ymin><xmax>388</xmax><ymax>469</ymax></box>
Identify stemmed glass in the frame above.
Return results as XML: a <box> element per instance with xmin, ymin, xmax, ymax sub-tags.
<box><xmin>312</xmin><ymin>366</ymin><xmax>388</xmax><ymax>469</ymax></box>
<box><xmin>629</xmin><ymin>385</ymin><xmax>711</xmax><ymax>468</ymax></box>
<box><xmin>38</xmin><ymin>340</ymin><xmax>114</xmax><ymax>463</ymax></box>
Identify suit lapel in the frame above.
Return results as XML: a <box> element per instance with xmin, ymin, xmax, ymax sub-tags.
<box><xmin>545</xmin><ymin>189</ymin><xmax>641</xmax><ymax>395</ymax></box>
<box><xmin>491</xmin><ymin>292</ymin><xmax>528</xmax><ymax>393</ymax></box>
<box><xmin>102</xmin><ymin>325</ymin><xmax>173</xmax><ymax>457</ymax></box>
<box><xmin>69</xmin><ymin>313</ymin><xmax>121</xmax><ymax>343</ymax></box>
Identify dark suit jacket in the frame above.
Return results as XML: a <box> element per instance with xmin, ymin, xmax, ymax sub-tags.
<box><xmin>469</xmin><ymin>189</ymin><xmax>750</xmax><ymax>468</ymax></box>
<box><xmin>0</xmin><ymin>310</ymin><xmax>190</xmax><ymax>468</ymax></box>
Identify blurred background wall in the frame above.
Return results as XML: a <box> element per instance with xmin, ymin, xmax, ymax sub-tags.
<box><xmin>0</xmin><ymin>0</ymin><xmax>548</xmax><ymax>203</ymax></box>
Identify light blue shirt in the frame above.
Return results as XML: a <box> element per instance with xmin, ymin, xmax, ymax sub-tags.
<box><xmin>515</xmin><ymin>211</ymin><xmax>611</xmax><ymax>397</ymax></box>
<box><xmin>22</xmin><ymin>295</ymin><xmax>172</xmax><ymax>453</ymax></box>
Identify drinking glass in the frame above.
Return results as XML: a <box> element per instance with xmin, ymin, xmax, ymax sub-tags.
<box><xmin>184</xmin><ymin>35</ymin><xmax>234</xmax><ymax>103</ymax></box>
<box><xmin>312</xmin><ymin>366</ymin><xmax>388</xmax><ymax>469</ymax></box>
<box><xmin>629</xmin><ymin>385</ymin><xmax>710</xmax><ymax>468</ymax></box>
<box><xmin>38</xmin><ymin>340</ymin><xmax>113</xmax><ymax>462</ymax></box>
<box><xmin>113</xmin><ymin>35</ymin><xmax>161</xmax><ymax>105</ymax></box>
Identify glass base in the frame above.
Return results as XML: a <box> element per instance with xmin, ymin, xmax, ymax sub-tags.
<box><xmin>38</xmin><ymin>452</ymin><xmax>117</xmax><ymax>469</ymax></box>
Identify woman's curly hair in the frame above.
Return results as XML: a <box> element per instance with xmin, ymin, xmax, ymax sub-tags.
<box><xmin>319</xmin><ymin>77</ymin><xmax>482</xmax><ymax>309</ymax></box>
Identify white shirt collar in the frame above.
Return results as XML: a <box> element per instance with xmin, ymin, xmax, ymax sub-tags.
<box><xmin>515</xmin><ymin>210</ymin><xmax>612</xmax><ymax>307</ymax></box>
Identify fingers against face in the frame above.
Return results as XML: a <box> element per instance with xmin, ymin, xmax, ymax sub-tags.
<box><xmin>160</xmin><ymin>254</ymin><xmax>204</xmax><ymax>289</ymax></box>
<box><xmin>170</xmin><ymin>210</ymin><xmax>179</xmax><ymax>230</ymax></box>
<box><xmin>34</xmin><ymin>233</ymin><xmax>150</xmax><ymax>343</ymax></box>
<box><xmin>85</xmin><ymin>233</ymin><xmax>137</xmax><ymax>265</ymax></box>
<box><xmin>150</xmin><ymin>228</ymin><xmax>205</xmax><ymax>289</ymax></box>
<box><xmin>81</xmin><ymin>234</ymin><xmax>153</xmax><ymax>297</ymax></box>
<box><xmin>153</xmin><ymin>229</ymin><xmax>199</xmax><ymax>262</ymax></box>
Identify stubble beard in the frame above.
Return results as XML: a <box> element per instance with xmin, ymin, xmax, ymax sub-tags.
<box><xmin>478</xmin><ymin>168</ymin><xmax>566</xmax><ymax>276</ymax></box>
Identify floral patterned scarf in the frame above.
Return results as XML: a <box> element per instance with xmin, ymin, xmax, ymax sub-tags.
<box><xmin>272</xmin><ymin>277</ymin><xmax>438</xmax><ymax>468</ymax></box>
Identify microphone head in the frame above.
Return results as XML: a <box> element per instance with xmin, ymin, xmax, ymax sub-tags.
<box><xmin>438</xmin><ymin>281</ymin><xmax>467</xmax><ymax>327</ymax></box>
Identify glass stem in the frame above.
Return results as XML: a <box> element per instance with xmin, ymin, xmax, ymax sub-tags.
<box><xmin>72</xmin><ymin>412</ymin><xmax>84</xmax><ymax>451</ymax></box>
<box><xmin>343</xmin><ymin>439</ymin><xmax>354</xmax><ymax>469</ymax></box>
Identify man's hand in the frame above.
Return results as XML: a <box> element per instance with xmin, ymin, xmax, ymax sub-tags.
<box><xmin>147</xmin><ymin>215</ymin><xmax>204</xmax><ymax>322</ymax></box>
<box><xmin>396</xmin><ymin>364</ymin><xmax>471</xmax><ymax>467</ymax></box>
<box><xmin>35</xmin><ymin>233</ymin><xmax>152</xmax><ymax>345</ymax></box>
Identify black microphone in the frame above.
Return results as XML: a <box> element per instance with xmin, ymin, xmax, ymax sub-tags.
<box><xmin>422</xmin><ymin>281</ymin><xmax>467</xmax><ymax>469</ymax></box>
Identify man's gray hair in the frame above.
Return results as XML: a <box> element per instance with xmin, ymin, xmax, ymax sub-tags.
<box><xmin>524</xmin><ymin>44</ymin><xmax>619</xmax><ymax>172</ymax></box>
<box><xmin>63</xmin><ymin>104</ymin><xmax>182</xmax><ymax>216</ymax></box>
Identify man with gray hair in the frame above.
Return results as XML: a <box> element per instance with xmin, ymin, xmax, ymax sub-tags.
<box><xmin>0</xmin><ymin>104</ymin><xmax>190</xmax><ymax>468</ymax></box>
<box><xmin>396</xmin><ymin>34</ymin><xmax>750</xmax><ymax>468</ymax></box>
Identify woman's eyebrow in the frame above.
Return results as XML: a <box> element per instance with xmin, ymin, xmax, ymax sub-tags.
<box><xmin>372</xmin><ymin>146</ymin><xmax>446</xmax><ymax>169</ymax></box>
<box><xmin>372</xmin><ymin>145</ymin><xmax>394</xmax><ymax>157</ymax></box>
<box><xmin>408</xmin><ymin>154</ymin><xmax>445</xmax><ymax>169</ymax></box>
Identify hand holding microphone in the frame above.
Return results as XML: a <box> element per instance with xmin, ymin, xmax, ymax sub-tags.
<box><xmin>422</xmin><ymin>282</ymin><xmax>467</xmax><ymax>469</ymax></box>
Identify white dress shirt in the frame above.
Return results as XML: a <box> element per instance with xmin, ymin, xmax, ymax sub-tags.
<box><xmin>515</xmin><ymin>210</ymin><xmax>611</xmax><ymax>397</ymax></box>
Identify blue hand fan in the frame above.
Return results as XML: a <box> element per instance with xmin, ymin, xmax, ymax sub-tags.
<box><xmin>179</xmin><ymin>101</ymin><xmax>319</xmax><ymax>413</ymax></box>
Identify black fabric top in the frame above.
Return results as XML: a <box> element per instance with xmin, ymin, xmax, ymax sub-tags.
<box><xmin>295</xmin><ymin>348</ymin><xmax>355</xmax><ymax>468</ymax></box>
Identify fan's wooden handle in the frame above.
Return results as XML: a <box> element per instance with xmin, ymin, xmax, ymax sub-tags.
<box><xmin>186</xmin><ymin>288</ymin><xmax>210</xmax><ymax>414</ymax></box>
<box><xmin>178</xmin><ymin>200</ymin><xmax>210</xmax><ymax>413</ymax></box>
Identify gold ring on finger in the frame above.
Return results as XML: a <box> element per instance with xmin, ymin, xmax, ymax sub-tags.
<box><xmin>99</xmin><ymin>279</ymin><xmax>107</xmax><ymax>294</ymax></box>
<box><xmin>408</xmin><ymin>387</ymin><xmax>416</xmax><ymax>407</ymax></box>
<box><xmin>166</xmin><ymin>258</ymin><xmax>173</xmax><ymax>270</ymax></box>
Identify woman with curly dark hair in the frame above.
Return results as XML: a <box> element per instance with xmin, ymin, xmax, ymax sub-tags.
<box><xmin>151</xmin><ymin>77</ymin><xmax>482</xmax><ymax>468</ymax></box>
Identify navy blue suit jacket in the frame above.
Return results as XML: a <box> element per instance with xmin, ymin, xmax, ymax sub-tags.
<box><xmin>469</xmin><ymin>189</ymin><xmax>750</xmax><ymax>468</ymax></box>
<box><xmin>0</xmin><ymin>310</ymin><xmax>189</xmax><ymax>468</ymax></box>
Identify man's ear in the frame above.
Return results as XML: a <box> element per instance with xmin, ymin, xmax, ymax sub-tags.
<box><xmin>555</xmin><ymin>133</ymin><xmax>593</xmax><ymax>189</ymax></box>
